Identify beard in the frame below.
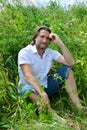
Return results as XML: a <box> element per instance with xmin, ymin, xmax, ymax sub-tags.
<box><xmin>37</xmin><ymin>42</ymin><xmax>49</xmax><ymax>50</ymax></box>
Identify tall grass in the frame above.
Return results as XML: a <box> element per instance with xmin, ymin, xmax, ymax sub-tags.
<box><xmin>0</xmin><ymin>1</ymin><xmax>87</xmax><ymax>130</ymax></box>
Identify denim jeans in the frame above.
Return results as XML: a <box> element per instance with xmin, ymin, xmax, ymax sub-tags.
<box><xmin>45</xmin><ymin>65</ymin><xmax>72</xmax><ymax>97</ymax></box>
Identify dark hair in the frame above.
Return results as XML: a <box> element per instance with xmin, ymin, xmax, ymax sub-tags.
<box><xmin>31</xmin><ymin>25</ymin><xmax>51</xmax><ymax>45</ymax></box>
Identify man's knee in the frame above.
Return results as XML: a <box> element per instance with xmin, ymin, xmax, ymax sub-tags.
<box><xmin>65</xmin><ymin>66</ymin><xmax>73</xmax><ymax>79</ymax></box>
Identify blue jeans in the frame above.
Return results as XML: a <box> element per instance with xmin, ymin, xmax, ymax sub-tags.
<box><xmin>45</xmin><ymin>65</ymin><xmax>71</xmax><ymax>97</ymax></box>
<box><xmin>20</xmin><ymin>65</ymin><xmax>72</xmax><ymax>97</ymax></box>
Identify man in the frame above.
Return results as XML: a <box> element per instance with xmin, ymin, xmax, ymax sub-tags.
<box><xmin>18</xmin><ymin>26</ymin><xmax>82</xmax><ymax>121</ymax></box>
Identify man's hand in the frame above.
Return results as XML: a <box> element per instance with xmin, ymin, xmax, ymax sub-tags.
<box><xmin>41</xmin><ymin>91</ymin><xmax>50</xmax><ymax>105</ymax></box>
<box><xmin>49</xmin><ymin>33</ymin><xmax>63</xmax><ymax>46</ymax></box>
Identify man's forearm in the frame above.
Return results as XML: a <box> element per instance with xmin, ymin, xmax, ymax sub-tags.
<box><xmin>26</xmin><ymin>75</ymin><xmax>50</xmax><ymax>105</ymax></box>
<box><xmin>25</xmin><ymin>74</ymin><xmax>43</xmax><ymax>95</ymax></box>
<box><xmin>57</xmin><ymin>40</ymin><xmax>74</xmax><ymax>66</ymax></box>
<box><xmin>49</xmin><ymin>33</ymin><xmax>74</xmax><ymax>66</ymax></box>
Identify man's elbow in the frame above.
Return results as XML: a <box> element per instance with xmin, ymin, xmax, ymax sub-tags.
<box><xmin>69</xmin><ymin>60</ymin><xmax>75</xmax><ymax>66</ymax></box>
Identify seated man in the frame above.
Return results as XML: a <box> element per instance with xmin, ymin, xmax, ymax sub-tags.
<box><xmin>18</xmin><ymin>25</ymin><xmax>83</xmax><ymax>122</ymax></box>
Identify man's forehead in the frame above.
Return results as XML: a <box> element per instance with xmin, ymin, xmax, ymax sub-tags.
<box><xmin>39</xmin><ymin>30</ymin><xmax>50</xmax><ymax>35</ymax></box>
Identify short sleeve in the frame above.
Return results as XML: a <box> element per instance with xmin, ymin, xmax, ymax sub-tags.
<box><xmin>51</xmin><ymin>50</ymin><xmax>61</xmax><ymax>61</ymax></box>
<box><xmin>18</xmin><ymin>49</ymin><xmax>32</xmax><ymax>65</ymax></box>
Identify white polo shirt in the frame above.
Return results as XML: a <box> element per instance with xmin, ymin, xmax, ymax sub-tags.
<box><xmin>18</xmin><ymin>44</ymin><xmax>61</xmax><ymax>90</ymax></box>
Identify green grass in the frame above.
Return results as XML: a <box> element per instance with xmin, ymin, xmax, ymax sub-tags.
<box><xmin>0</xmin><ymin>1</ymin><xmax>87</xmax><ymax>130</ymax></box>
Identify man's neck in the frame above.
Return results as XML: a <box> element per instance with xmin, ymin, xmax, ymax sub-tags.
<box><xmin>36</xmin><ymin>47</ymin><xmax>45</xmax><ymax>58</ymax></box>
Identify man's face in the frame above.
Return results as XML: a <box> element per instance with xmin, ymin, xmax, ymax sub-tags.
<box><xmin>35</xmin><ymin>30</ymin><xmax>51</xmax><ymax>50</ymax></box>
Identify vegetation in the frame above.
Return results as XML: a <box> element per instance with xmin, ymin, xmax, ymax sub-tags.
<box><xmin>0</xmin><ymin>1</ymin><xmax>87</xmax><ymax>130</ymax></box>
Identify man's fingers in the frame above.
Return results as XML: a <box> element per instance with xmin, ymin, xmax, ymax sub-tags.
<box><xmin>49</xmin><ymin>33</ymin><xmax>56</xmax><ymax>40</ymax></box>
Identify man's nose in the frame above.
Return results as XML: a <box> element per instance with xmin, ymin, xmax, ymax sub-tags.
<box><xmin>43</xmin><ymin>38</ymin><xmax>47</xmax><ymax>42</ymax></box>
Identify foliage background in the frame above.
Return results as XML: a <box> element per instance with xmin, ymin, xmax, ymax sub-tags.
<box><xmin>0</xmin><ymin>1</ymin><xmax>87</xmax><ymax>130</ymax></box>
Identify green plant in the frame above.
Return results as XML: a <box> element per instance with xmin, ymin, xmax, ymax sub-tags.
<box><xmin>0</xmin><ymin>1</ymin><xmax>87</xmax><ymax>130</ymax></box>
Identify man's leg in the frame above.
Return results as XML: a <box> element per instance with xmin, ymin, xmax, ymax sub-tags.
<box><xmin>20</xmin><ymin>84</ymin><xmax>66</xmax><ymax>123</ymax></box>
<box><xmin>46</xmin><ymin>65</ymin><xmax>83</xmax><ymax>110</ymax></box>
<box><xmin>29</xmin><ymin>92</ymin><xmax>66</xmax><ymax>123</ymax></box>
<box><xmin>29</xmin><ymin>92</ymin><xmax>40</xmax><ymax>105</ymax></box>
<box><xmin>65</xmin><ymin>69</ymin><xmax>82</xmax><ymax>110</ymax></box>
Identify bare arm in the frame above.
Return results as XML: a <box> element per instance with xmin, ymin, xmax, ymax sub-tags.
<box><xmin>49</xmin><ymin>33</ymin><xmax>74</xmax><ymax>66</ymax></box>
<box><xmin>20</xmin><ymin>64</ymin><xmax>50</xmax><ymax>104</ymax></box>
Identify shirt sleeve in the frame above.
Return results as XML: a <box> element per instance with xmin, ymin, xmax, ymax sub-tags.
<box><xmin>18</xmin><ymin>48</ymin><xmax>32</xmax><ymax>65</ymax></box>
<box><xmin>51</xmin><ymin>49</ymin><xmax>61</xmax><ymax>61</ymax></box>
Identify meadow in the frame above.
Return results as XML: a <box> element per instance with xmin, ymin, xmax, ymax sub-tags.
<box><xmin>0</xmin><ymin>1</ymin><xmax>87</xmax><ymax>130</ymax></box>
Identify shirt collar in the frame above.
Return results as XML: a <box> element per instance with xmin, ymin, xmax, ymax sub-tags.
<box><xmin>30</xmin><ymin>44</ymin><xmax>49</xmax><ymax>56</ymax></box>
<box><xmin>30</xmin><ymin>45</ymin><xmax>38</xmax><ymax>53</ymax></box>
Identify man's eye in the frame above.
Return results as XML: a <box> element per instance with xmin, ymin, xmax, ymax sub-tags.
<box><xmin>41</xmin><ymin>35</ymin><xmax>44</xmax><ymax>38</ymax></box>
